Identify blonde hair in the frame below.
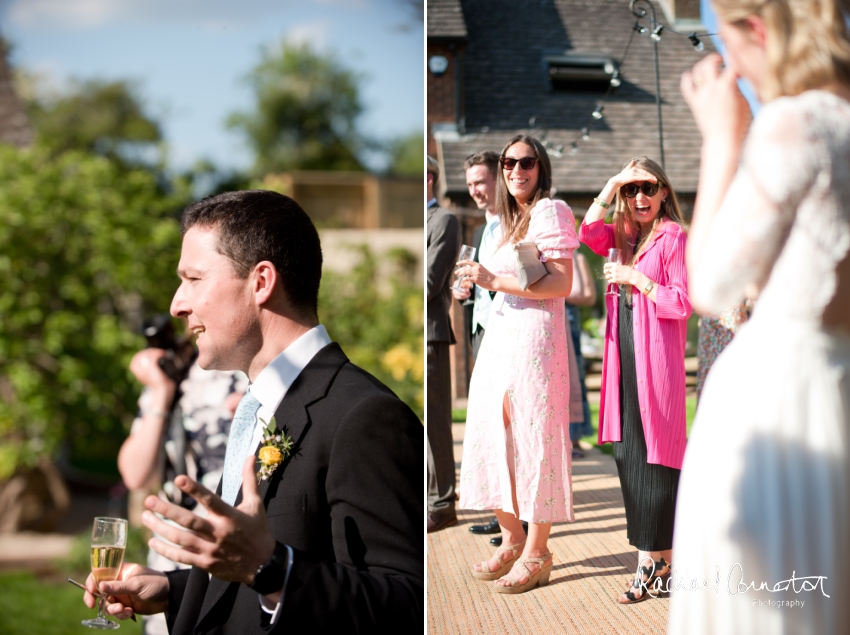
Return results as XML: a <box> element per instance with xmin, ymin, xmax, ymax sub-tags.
<box><xmin>712</xmin><ymin>0</ymin><xmax>850</xmax><ymax>100</ymax></box>
<box><xmin>612</xmin><ymin>156</ymin><xmax>686</xmax><ymax>265</ymax></box>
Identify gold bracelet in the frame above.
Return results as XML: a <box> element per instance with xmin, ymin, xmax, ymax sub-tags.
<box><xmin>593</xmin><ymin>197</ymin><xmax>610</xmax><ymax>209</ymax></box>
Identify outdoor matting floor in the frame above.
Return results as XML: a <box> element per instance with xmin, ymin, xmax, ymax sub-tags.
<box><xmin>427</xmin><ymin>423</ymin><xmax>671</xmax><ymax>635</ymax></box>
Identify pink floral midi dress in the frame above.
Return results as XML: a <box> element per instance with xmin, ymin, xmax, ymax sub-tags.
<box><xmin>459</xmin><ymin>198</ymin><xmax>579</xmax><ymax>523</ymax></box>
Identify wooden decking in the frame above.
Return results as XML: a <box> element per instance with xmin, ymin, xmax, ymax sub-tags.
<box><xmin>427</xmin><ymin>423</ymin><xmax>671</xmax><ymax>635</ymax></box>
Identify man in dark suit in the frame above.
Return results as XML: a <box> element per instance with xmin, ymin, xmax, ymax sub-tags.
<box><xmin>84</xmin><ymin>190</ymin><xmax>422</xmax><ymax>634</ymax></box>
<box><xmin>426</xmin><ymin>156</ymin><xmax>460</xmax><ymax>533</ymax></box>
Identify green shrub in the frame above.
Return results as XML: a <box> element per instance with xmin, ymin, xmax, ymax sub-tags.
<box><xmin>318</xmin><ymin>244</ymin><xmax>423</xmax><ymax>420</ymax></box>
<box><xmin>0</xmin><ymin>145</ymin><xmax>186</xmax><ymax>480</ymax></box>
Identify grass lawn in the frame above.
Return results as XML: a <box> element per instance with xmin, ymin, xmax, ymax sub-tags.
<box><xmin>452</xmin><ymin>395</ymin><xmax>698</xmax><ymax>458</ymax></box>
<box><xmin>0</xmin><ymin>570</ymin><xmax>144</xmax><ymax>635</ymax></box>
<box><xmin>0</xmin><ymin>526</ymin><xmax>149</xmax><ymax>635</ymax></box>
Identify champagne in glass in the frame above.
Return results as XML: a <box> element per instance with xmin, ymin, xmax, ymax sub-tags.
<box><xmin>83</xmin><ymin>517</ymin><xmax>128</xmax><ymax>630</ymax></box>
<box><xmin>605</xmin><ymin>248</ymin><xmax>623</xmax><ymax>296</ymax></box>
<box><xmin>450</xmin><ymin>245</ymin><xmax>477</xmax><ymax>292</ymax></box>
<box><xmin>91</xmin><ymin>545</ymin><xmax>126</xmax><ymax>587</ymax></box>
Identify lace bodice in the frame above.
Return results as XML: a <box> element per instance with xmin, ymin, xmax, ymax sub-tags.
<box><xmin>690</xmin><ymin>90</ymin><xmax>850</xmax><ymax>325</ymax></box>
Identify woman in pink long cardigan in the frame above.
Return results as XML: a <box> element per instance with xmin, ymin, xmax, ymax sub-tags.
<box><xmin>579</xmin><ymin>156</ymin><xmax>691</xmax><ymax>604</ymax></box>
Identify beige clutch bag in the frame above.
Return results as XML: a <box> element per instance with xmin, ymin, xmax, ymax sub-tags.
<box><xmin>514</xmin><ymin>242</ymin><xmax>548</xmax><ymax>290</ymax></box>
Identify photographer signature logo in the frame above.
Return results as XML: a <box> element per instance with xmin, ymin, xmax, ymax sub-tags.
<box><xmin>635</xmin><ymin>560</ymin><xmax>829</xmax><ymax>604</ymax></box>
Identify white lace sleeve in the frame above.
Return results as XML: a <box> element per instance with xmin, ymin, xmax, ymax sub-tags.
<box><xmin>690</xmin><ymin>97</ymin><xmax>819</xmax><ymax>315</ymax></box>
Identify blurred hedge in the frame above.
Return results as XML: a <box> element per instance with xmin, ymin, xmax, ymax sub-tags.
<box><xmin>319</xmin><ymin>244</ymin><xmax>423</xmax><ymax>421</ymax></box>
<box><xmin>0</xmin><ymin>146</ymin><xmax>185</xmax><ymax>480</ymax></box>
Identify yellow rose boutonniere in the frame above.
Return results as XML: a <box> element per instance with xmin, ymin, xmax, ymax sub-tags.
<box><xmin>256</xmin><ymin>417</ymin><xmax>293</xmax><ymax>483</ymax></box>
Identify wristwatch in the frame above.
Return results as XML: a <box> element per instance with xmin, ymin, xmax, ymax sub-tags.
<box><xmin>643</xmin><ymin>279</ymin><xmax>655</xmax><ymax>296</ymax></box>
<box><xmin>248</xmin><ymin>542</ymin><xmax>289</xmax><ymax>595</ymax></box>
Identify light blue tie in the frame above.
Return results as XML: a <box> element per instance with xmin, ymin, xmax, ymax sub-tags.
<box><xmin>221</xmin><ymin>391</ymin><xmax>262</xmax><ymax>505</ymax></box>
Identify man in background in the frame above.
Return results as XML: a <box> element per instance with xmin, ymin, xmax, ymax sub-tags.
<box><xmin>426</xmin><ymin>156</ymin><xmax>460</xmax><ymax>533</ymax></box>
<box><xmin>452</xmin><ymin>151</ymin><xmax>500</xmax><ymax>361</ymax></box>
<box><xmin>451</xmin><ymin>150</ymin><xmax>516</xmax><ymax>543</ymax></box>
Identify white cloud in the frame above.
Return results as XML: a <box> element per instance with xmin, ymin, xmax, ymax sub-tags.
<box><xmin>282</xmin><ymin>20</ymin><xmax>333</xmax><ymax>49</ymax></box>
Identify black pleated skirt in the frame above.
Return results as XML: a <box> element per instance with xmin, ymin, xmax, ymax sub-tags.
<box><xmin>612</xmin><ymin>288</ymin><xmax>680</xmax><ymax>552</ymax></box>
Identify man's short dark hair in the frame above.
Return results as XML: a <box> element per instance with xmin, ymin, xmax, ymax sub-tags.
<box><xmin>463</xmin><ymin>151</ymin><xmax>499</xmax><ymax>177</ymax></box>
<box><xmin>181</xmin><ymin>190</ymin><xmax>322</xmax><ymax>318</ymax></box>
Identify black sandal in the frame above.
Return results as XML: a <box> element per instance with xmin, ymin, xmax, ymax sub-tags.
<box><xmin>617</xmin><ymin>557</ymin><xmax>670</xmax><ymax>604</ymax></box>
<box><xmin>647</xmin><ymin>558</ymin><xmax>671</xmax><ymax>597</ymax></box>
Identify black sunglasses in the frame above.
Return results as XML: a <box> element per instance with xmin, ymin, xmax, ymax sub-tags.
<box><xmin>621</xmin><ymin>182</ymin><xmax>662</xmax><ymax>198</ymax></box>
<box><xmin>500</xmin><ymin>156</ymin><xmax>538</xmax><ymax>171</ymax></box>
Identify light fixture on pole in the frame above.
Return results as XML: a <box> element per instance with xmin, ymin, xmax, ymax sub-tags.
<box><xmin>630</xmin><ymin>0</ymin><xmax>665</xmax><ymax>169</ymax></box>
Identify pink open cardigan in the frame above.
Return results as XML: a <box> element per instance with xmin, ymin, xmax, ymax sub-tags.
<box><xmin>579</xmin><ymin>218</ymin><xmax>692</xmax><ymax>469</ymax></box>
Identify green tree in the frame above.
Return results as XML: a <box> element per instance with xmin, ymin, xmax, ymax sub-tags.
<box><xmin>24</xmin><ymin>79</ymin><xmax>163</xmax><ymax>169</ymax></box>
<box><xmin>318</xmin><ymin>245</ymin><xmax>423</xmax><ymax>420</ymax></box>
<box><xmin>227</xmin><ymin>42</ymin><xmax>366</xmax><ymax>176</ymax></box>
<box><xmin>385</xmin><ymin>130</ymin><xmax>424</xmax><ymax>176</ymax></box>
<box><xmin>0</xmin><ymin>146</ymin><xmax>186</xmax><ymax>479</ymax></box>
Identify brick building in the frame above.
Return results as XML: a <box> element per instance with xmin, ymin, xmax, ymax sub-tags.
<box><xmin>427</xmin><ymin>0</ymin><xmax>712</xmax><ymax>399</ymax></box>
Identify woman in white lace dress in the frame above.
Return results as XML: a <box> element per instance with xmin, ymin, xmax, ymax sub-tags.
<box><xmin>669</xmin><ymin>1</ymin><xmax>850</xmax><ymax>633</ymax></box>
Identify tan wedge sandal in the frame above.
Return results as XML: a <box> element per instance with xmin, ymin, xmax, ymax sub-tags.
<box><xmin>493</xmin><ymin>553</ymin><xmax>553</xmax><ymax>594</ymax></box>
<box><xmin>470</xmin><ymin>540</ymin><xmax>526</xmax><ymax>581</ymax></box>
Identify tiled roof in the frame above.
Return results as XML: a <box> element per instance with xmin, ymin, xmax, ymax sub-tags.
<box><xmin>435</xmin><ymin>0</ymin><xmax>713</xmax><ymax>195</ymax></box>
<box><xmin>427</xmin><ymin>0</ymin><xmax>468</xmax><ymax>40</ymax></box>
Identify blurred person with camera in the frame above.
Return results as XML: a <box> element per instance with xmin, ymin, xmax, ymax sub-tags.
<box><xmin>118</xmin><ymin>314</ymin><xmax>246</xmax><ymax>635</ymax></box>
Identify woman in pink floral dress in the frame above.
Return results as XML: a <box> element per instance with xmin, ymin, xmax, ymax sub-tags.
<box><xmin>457</xmin><ymin>135</ymin><xmax>579</xmax><ymax>594</ymax></box>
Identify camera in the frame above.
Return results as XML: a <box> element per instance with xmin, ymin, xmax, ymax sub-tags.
<box><xmin>142</xmin><ymin>314</ymin><xmax>196</xmax><ymax>384</ymax></box>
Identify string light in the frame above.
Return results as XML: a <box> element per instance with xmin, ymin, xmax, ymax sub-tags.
<box><xmin>610</xmin><ymin>69</ymin><xmax>622</xmax><ymax>87</ymax></box>
<box><xmin>687</xmin><ymin>32</ymin><xmax>705</xmax><ymax>52</ymax></box>
<box><xmin>556</xmin><ymin>3</ymin><xmax>716</xmax><ymax>162</ymax></box>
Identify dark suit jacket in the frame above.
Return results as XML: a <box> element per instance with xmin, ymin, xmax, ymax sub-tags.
<box><xmin>426</xmin><ymin>202</ymin><xmax>460</xmax><ymax>344</ymax></box>
<box><xmin>164</xmin><ymin>343</ymin><xmax>423</xmax><ymax>634</ymax></box>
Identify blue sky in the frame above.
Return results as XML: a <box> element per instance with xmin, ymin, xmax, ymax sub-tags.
<box><xmin>0</xmin><ymin>0</ymin><xmax>424</xmax><ymax>173</ymax></box>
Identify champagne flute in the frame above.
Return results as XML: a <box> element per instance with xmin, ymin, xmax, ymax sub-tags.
<box><xmin>83</xmin><ymin>517</ymin><xmax>128</xmax><ymax>630</ymax></box>
<box><xmin>605</xmin><ymin>248</ymin><xmax>623</xmax><ymax>296</ymax></box>
<box><xmin>451</xmin><ymin>245</ymin><xmax>477</xmax><ymax>292</ymax></box>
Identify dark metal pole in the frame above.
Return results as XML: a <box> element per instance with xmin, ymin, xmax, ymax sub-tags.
<box><xmin>630</xmin><ymin>0</ymin><xmax>665</xmax><ymax>169</ymax></box>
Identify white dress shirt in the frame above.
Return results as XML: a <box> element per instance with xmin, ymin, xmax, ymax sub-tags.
<box><xmin>471</xmin><ymin>211</ymin><xmax>501</xmax><ymax>333</ymax></box>
<box><xmin>235</xmin><ymin>324</ymin><xmax>332</xmax><ymax>623</ymax></box>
